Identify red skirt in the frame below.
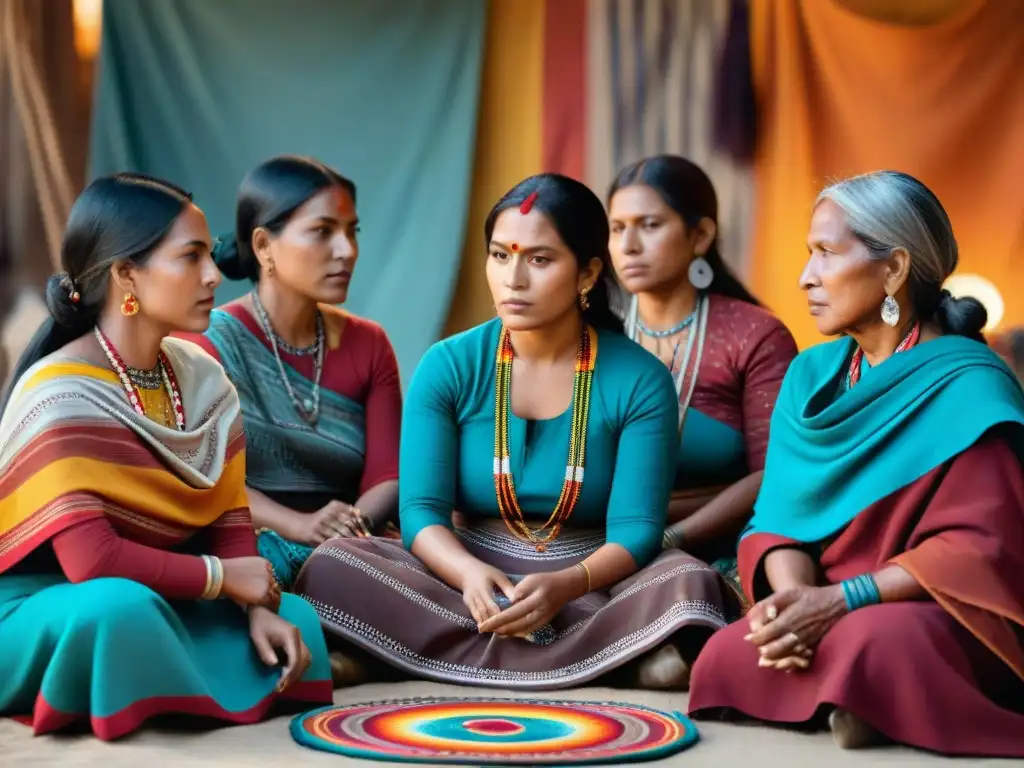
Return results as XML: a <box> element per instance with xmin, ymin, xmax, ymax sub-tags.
<box><xmin>688</xmin><ymin>601</ymin><xmax>1024</xmax><ymax>756</ymax></box>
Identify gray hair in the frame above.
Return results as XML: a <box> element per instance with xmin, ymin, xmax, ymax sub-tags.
<box><xmin>817</xmin><ymin>170</ymin><xmax>986</xmax><ymax>340</ymax></box>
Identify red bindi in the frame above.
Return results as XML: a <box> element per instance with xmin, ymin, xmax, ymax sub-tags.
<box><xmin>510</xmin><ymin>243</ymin><xmax>520</xmax><ymax>252</ymax></box>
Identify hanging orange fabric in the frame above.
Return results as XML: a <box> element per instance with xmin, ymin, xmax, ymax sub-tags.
<box><xmin>749</xmin><ymin>0</ymin><xmax>1024</xmax><ymax>348</ymax></box>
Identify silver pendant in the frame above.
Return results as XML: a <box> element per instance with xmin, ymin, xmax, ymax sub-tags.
<box><xmin>881</xmin><ymin>295</ymin><xmax>900</xmax><ymax>327</ymax></box>
<box><xmin>303</xmin><ymin>398</ymin><xmax>314</xmax><ymax>411</ymax></box>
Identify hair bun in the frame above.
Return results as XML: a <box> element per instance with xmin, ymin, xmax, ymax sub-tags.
<box><xmin>211</xmin><ymin>232</ymin><xmax>256</xmax><ymax>282</ymax></box>
<box><xmin>44</xmin><ymin>273</ymin><xmax>91</xmax><ymax>331</ymax></box>
<box><xmin>935</xmin><ymin>289</ymin><xmax>987</xmax><ymax>341</ymax></box>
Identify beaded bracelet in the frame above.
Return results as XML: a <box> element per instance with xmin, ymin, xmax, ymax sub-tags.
<box><xmin>840</xmin><ymin>573</ymin><xmax>881</xmax><ymax>612</ymax></box>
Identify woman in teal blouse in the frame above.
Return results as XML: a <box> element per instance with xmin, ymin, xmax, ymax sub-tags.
<box><xmin>296</xmin><ymin>174</ymin><xmax>733</xmax><ymax>690</ymax></box>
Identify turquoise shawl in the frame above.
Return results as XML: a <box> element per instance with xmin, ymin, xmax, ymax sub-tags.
<box><xmin>746</xmin><ymin>334</ymin><xmax>1024</xmax><ymax>543</ymax></box>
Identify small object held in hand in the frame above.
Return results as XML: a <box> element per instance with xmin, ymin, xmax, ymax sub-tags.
<box><xmin>489</xmin><ymin>592</ymin><xmax>557</xmax><ymax>646</ymax></box>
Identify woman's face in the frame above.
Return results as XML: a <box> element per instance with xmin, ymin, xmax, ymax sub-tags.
<box><xmin>608</xmin><ymin>184</ymin><xmax>710</xmax><ymax>294</ymax></box>
<box><xmin>121</xmin><ymin>203</ymin><xmax>220</xmax><ymax>333</ymax></box>
<box><xmin>801</xmin><ymin>199</ymin><xmax>893</xmax><ymax>337</ymax></box>
<box><xmin>486</xmin><ymin>207</ymin><xmax>600</xmax><ymax>332</ymax></box>
<box><xmin>259</xmin><ymin>185</ymin><xmax>359</xmax><ymax>304</ymax></box>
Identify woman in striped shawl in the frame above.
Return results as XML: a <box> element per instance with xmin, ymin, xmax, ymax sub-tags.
<box><xmin>0</xmin><ymin>174</ymin><xmax>331</xmax><ymax>741</ymax></box>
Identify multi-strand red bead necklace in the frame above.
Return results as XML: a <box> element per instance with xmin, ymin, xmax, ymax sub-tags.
<box><xmin>94</xmin><ymin>326</ymin><xmax>186</xmax><ymax>430</ymax></box>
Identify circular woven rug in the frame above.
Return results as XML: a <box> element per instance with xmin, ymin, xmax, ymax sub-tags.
<box><xmin>290</xmin><ymin>696</ymin><xmax>699</xmax><ymax>765</ymax></box>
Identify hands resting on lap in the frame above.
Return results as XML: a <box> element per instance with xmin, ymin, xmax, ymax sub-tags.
<box><xmin>744</xmin><ymin>584</ymin><xmax>848</xmax><ymax>671</ymax></box>
<box><xmin>461</xmin><ymin>562</ymin><xmax>575</xmax><ymax>640</ymax></box>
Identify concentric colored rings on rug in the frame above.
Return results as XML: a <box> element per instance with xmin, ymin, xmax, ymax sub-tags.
<box><xmin>290</xmin><ymin>696</ymin><xmax>700</xmax><ymax>764</ymax></box>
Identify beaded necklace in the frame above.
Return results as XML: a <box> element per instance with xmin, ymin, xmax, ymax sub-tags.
<box><xmin>846</xmin><ymin>321</ymin><xmax>921</xmax><ymax>390</ymax></box>
<box><xmin>493</xmin><ymin>324</ymin><xmax>597</xmax><ymax>552</ymax></box>
<box><xmin>94</xmin><ymin>326</ymin><xmax>185</xmax><ymax>430</ymax></box>
<box><xmin>636</xmin><ymin>305</ymin><xmax>697</xmax><ymax>338</ymax></box>
<box><xmin>625</xmin><ymin>293</ymin><xmax>709</xmax><ymax>436</ymax></box>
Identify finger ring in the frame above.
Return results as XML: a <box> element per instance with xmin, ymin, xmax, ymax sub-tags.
<box><xmin>766</xmin><ymin>605</ymin><xmax>778</xmax><ymax>621</ymax></box>
<box><xmin>786</xmin><ymin>631</ymin><xmax>801</xmax><ymax>645</ymax></box>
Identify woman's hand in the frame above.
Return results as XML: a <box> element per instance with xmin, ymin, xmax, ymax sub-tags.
<box><xmin>293</xmin><ymin>501</ymin><xmax>372</xmax><ymax>546</ymax></box>
<box><xmin>745</xmin><ymin>584</ymin><xmax>848</xmax><ymax>669</ymax></box>
<box><xmin>221</xmin><ymin>556</ymin><xmax>282</xmax><ymax>611</ymax></box>
<box><xmin>477</xmin><ymin>571</ymin><xmax>575</xmax><ymax>638</ymax></box>
<box><xmin>248</xmin><ymin>605</ymin><xmax>312</xmax><ymax>693</ymax></box>
<box><xmin>459</xmin><ymin>561</ymin><xmax>517</xmax><ymax>628</ymax></box>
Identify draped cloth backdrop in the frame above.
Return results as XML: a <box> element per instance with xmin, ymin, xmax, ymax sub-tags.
<box><xmin>90</xmin><ymin>0</ymin><xmax>486</xmax><ymax>377</ymax></box>
<box><xmin>445</xmin><ymin>0</ymin><xmax>751</xmax><ymax>336</ymax></box>
<box><xmin>543</xmin><ymin>0</ymin><xmax>752</xmax><ymax>277</ymax></box>
<box><xmin>748</xmin><ymin>0</ymin><xmax>1024</xmax><ymax>348</ymax></box>
<box><xmin>0</xmin><ymin>0</ymin><xmax>85</xmax><ymax>387</ymax></box>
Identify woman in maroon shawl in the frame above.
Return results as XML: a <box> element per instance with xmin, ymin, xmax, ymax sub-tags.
<box><xmin>687</xmin><ymin>171</ymin><xmax>1024</xmax><ymax>755</ymax></box>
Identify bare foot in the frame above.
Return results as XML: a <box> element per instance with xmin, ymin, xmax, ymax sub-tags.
<box><xmin>329</xmin><ymin>650</ymin><xmax>369</xmax><ymax>688</ymax></box>
<box><xmin>635</xmin><ymin>643</ymin><xmax>691</xmax><ymax>690</ymax></box>
<box><xmin>829</xmin><ymin>708</ymin><xmax>883</xmax><ymax>749</ymax></box>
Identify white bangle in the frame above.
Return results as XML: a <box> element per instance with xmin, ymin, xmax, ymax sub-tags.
<box><xmin>200</xmin><ymin>555</ymin><xmax>224</xmax><ymax>600</ymax></box>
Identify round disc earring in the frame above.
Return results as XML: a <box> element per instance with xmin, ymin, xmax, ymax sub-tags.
<box><xmin>688</xmin><ymin>256</ymin><xmax>714</xmax><ymax>290</ymax></box>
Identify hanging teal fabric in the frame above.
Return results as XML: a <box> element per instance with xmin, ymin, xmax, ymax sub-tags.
<box><xmin>89</xmin><ymin>0</ymin><xmax>486</xmax><ymax>377</ymax></box>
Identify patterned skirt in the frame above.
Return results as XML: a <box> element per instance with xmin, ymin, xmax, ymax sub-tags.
<box><xmin>294</xmin><ymin>521</ymin><xmax>733</xmax><ymax>690</ymax></box>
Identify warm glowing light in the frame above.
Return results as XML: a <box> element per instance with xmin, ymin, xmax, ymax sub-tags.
<box><xmin>943</xmin><ymin>273</ymin><xmax>1004</xmax><ymax>333</ymax></box>
<box><xmin>73</xmin><ymin>0</ymin><xmax>103</xmax><ymax>61</ymax></box>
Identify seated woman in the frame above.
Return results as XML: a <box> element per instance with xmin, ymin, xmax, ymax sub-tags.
<box><xmin>188</xmin><ymin>156</ymin><xmax>401</xmax><ymax>588</ymax></box>
<box><xmin>608</xmin><ymin>156</ymin><xmax>797</xmax><ymax>599</ymax></box>
<box><xmin>688</xmin><ymin>171</ymin><xmax>1024</xmax><ymax>756</ymax></box>
<box><xmin>0</xmin><ymin>174</ymin><xmax>331</xmax><ymax>741</ymax></box>
<box><xmin>295</xmin><ymin>174</ymin><xmax>730</xmax><ymax>690</ymax></box>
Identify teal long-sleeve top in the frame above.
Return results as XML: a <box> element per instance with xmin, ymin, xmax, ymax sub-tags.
<box><xmin>399</xmin><ymin>318</ymin><xmax>679</xmax><ymax>567</ymax></box>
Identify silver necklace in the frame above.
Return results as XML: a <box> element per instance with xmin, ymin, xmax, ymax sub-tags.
<box><xmin>250</xmin><ymin>291</ymin><xmax>325</xmax><ymax>425</ymax></box>
<box><xmin>626</xmin><ymin>293</ymin><xmax>710</xmax><ymax>435</ymax></box>
<box><xmin>636</xmin><ymin>307</ymin><xmax>697</xmax><ymax>338</ymax></box>
<box><xmin>126</xmin><ymin>364</ymin><xmax>163</xmax><ymax>390</ymax></box>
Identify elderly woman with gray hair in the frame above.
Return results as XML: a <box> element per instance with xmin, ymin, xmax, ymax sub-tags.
<box><xmin>687</xmin><ymin>171</ymin><xmax>1024</xmax><ymax>756</ymax></box>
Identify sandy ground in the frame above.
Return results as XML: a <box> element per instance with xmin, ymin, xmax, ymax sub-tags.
<box><xmin>1</xmin><ymin>680</ymin><xmax>999</xmax><ymax>767</ymax></box>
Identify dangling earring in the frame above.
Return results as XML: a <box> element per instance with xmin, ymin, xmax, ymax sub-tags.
<box><xmin>881</xmin><ymin>295</ymin><xmax>900</xmax><ymax>327</ymax></box>
<box><xmin>121</xmin><ymin>293</ymin><xmax>140</xmax><ymax>316</ymax></box>
<box><xmin>579</xmin><ymin>287</ymin><xmax>591</xmax><ymax>311</ymax></box>
<box><xmin>688</xmin><ymin>256</ymin><xmax>714</xmax><ymax>290</ymax></box>
<box><xmin>266</xmin><ymin>259</ymin><xmax>275</xmax><ymax>278</ymax></box>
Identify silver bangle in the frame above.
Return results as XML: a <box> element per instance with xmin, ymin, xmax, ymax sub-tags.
<box><xmin>662</xmin><ymin>527</ymin><xmax>681</xmax><ymax>550</ymax></box>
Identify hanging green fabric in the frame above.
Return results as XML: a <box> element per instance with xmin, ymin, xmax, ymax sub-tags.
<box><xmin>89</xmin><ymin>0</ymin><xmax>486</xmax><ymax>378</ymax></box>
